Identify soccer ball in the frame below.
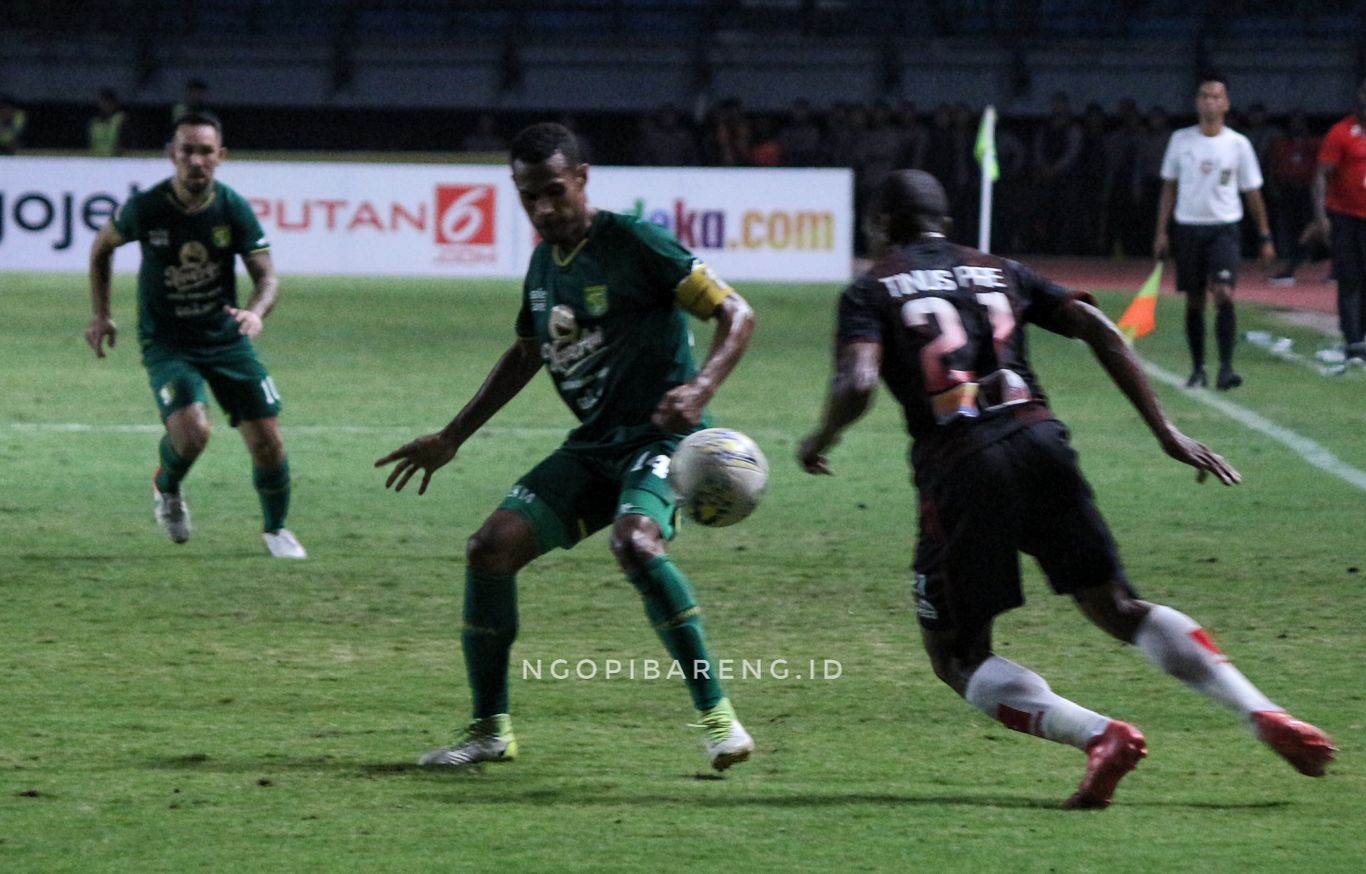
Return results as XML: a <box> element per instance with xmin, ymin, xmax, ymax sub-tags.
<box><xmin>668</xmin><ymin>428</ymin><xmax>769</xmax><ymax>527</ymax></box>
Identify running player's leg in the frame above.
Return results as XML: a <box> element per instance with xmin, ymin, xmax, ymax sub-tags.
<box><xmin>1028</xmin><ymin>418</ymin><xmax>1336</xmax><ymax>779</ymax></box>
<box><xmin>937</xmin><ymin>423</ymin><xmax>1146</xmax><ymax>808</ymax></box>
<box><xmin>147</xmin><ymin>351</ymin><xmax>212</xmax><ymax>493</ymax></box>
<box><xmin>1075</xmin><ymin>584</ymin><xmax>1335</xmax><ymax>777</ymax></box>
<box><xmin>417</xmin><ymin>451</ymin><xmax>597</xmax><ymax>766</ymax></box>
<box><xmin>238</xmin><ymin>416</ymin><xmax>304</xmax><ymax>557</ymax></box>
<box><xmin>206</xmin><ymin>348</ymin><xmax>299</xmax><ymax>551</ymax></box>
<box><xmin>145</xmin><ymin>351</ymin><xmax>211</xmax><ymax>543</ymax></box>
<box><xmin>416</xmin><ymin>508</ymin><xmax>536</xmax><ymax>767</ymax></box>
<box><xmin>611</xmin><ymin>443</ymin><xmax>752</xmax><ymax>770</ymax></box>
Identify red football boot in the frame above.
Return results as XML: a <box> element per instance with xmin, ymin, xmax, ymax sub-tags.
<box><xmin>1064</xmin><ymin>720</ymin><xmax>1148</xmax><ymax>810</ymax></box>
<box><xmin>1252</xmin><ymin>711</ymin><xmax>1336</xmax><ymax>777</ymax></box>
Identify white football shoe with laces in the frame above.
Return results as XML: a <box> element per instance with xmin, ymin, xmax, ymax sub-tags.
<box><xmin>418</xmin><ymin>715</ymin><xmax>518</xmax><ymax>766</ymax></box>
<box><xmin>694</xmin><ymin>697</ymin><xmax>754</xmax><ymax>771</ymax></box>
<box><xmin>263</xmin><ymin>528</ymin><xmax>308</xmax><ymax>559</ymax></box>
<box><xmin>152</xmin><ymin>483</ymin><xmax>191</xmax><ymax>544</ymax></box>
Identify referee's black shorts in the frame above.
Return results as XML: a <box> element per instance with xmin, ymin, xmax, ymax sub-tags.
<box><xmin>1173</xmin><ymin>222</ymin><xmax>1241</xmax><ymax>294</ymax></box>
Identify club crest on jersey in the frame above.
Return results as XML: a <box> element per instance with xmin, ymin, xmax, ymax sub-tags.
<box><xmin>212</xmin><ymin>225</ymin><xmax>231</xmax><ymax>248</ymax></box>
<box><xmin>584</xmin><ymin>284</ymin><xmax>609</xmax><ymax>317</ymax></box>
<box><xmin>549</xmin><ymin>304</ymin><xmax>579</xmax><ymax>342</ymax></box>
<box><xmin>1200</xmin><ymin>160</ymin><xmax>1214</xmax><ymax>175</ymax></box>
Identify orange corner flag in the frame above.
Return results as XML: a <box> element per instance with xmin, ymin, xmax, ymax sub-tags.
<box><xmin>1117</xmin><ymin>262</ymin><xmax>1163</xmax><ymax>341</ymax></box>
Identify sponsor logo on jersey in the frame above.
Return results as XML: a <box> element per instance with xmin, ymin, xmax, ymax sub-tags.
<box><xmin>529</xmin><ymin>287</ymin><xmax>548</xmax><ymax>312</ymax></box>
<box><xmin>1219</xmin><ymin>168</ymin><xmax>1232</xmax><ymax>185</ymax></box>
<box><xmin>149</xmin><ymin>229</ymin><xmax>169</xmax><ymax>247</ymax></box>
<box><xmin>584</xmin><ymin>284</ymin><xmax>609</xmax><ymax>317</ymax></box>
<box><xmin>548</xmin><ymin>304</ymin><xmax>579</xmax><ymax>341</ymax></box>
<box><xmin>163</xmin><ymin>240</ymin><xmax>222</xmax><ymax>296</ymax></box>
<box><xmin>212</xmin><ymin>224</ymin><xmax>231</xmax><ymax>248</ymax></box>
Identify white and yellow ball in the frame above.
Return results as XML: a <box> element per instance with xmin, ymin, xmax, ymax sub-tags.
<box><xmin>668</xmin><ymin>428</ymin><xmax>769</xmax><ymax>527</ymax></box>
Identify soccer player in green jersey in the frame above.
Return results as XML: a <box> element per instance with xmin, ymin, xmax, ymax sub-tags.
<box><xmin>84</xmin><ymin>112</ymin><xmax>305</xmax><ymax>559</ymax></box>
<box><xmin>377</xmin><ymin>122</ymin><xmax>757</xmax><ymax>770</ymax></box>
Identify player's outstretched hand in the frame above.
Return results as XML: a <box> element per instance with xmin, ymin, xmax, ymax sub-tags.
<box><xmin>375</xmin><ymin>433</ymin><xmax>458</xmax><ymax>495</ymax></box>
<box><xmin>796</xmin><ymin>432</ymin><xmax>835</xmax><ymax>475</ymax></box>
<box><xmin>85</xmin><ymin>316</ymin><xmax>117</xmax><ymax>358</ymax></box>
<box><xmin>1163</xmin><ymin>430</ymin><xmax>1241</xmax><ymax>486</ymax></box>
<box><xmin>225</xmin><ymin>305</ymin><xmax>263</xmax><ymax>338</ymax></box>
<box><xmin>652</xmin><ymin>383</ymin><xmax>708</xmax><ymax>433</ymax></box>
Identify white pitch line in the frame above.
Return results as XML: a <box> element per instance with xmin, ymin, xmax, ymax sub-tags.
<box><xmin>1143</xmin><ymin>359</ymin><xmax>1366</xmax><ymax>493</ymax></box>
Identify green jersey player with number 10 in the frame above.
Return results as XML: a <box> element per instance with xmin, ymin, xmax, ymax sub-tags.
<box><xmin>377</xmin><ymin>122</ymin><xmax>757</xmax><ymax>771</ymax></box>
<box><xmin>85</xmin><ymin>112</ymin><xmax>305</xmax><ymax>559</ymax></box>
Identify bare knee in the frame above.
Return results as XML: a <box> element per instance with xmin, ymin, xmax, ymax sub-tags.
<box><xmin>1212</xmin><ymin>284</ymin><xmax>1235</xmax><ymax>306</ymax></box>
<box><xmin>609</xmin><ymin>515</ymin><xmax>665</xmax><ymax>573</ymax></box>
<box><xmin>167</xmin><ymin>408</ymin><xmax>211</xmax><ymax>458</ymax></box>
<box><xmin>921</xmin><ymin>626</ymin><xmax>991</xmax><ymax>697</ymax></box>
<box><xmin>466</xmin><ymin>511</ymin><xmax>536</xmax><ymax>577</ymax></box>
<box><xmin>1075</xmin><ymin>581</ymin><xmax>1152</xmax><ymax>643</ymax></box>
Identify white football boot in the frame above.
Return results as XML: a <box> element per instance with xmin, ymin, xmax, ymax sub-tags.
<box><xmin>418</xmin><ymin>715</ymin><xmax>518</xmax><ymax>766</ymax></box>
<box><xmin>263</xmin><ymin>528</ymin><xmax>308</xmax><ymax>559</ymax></box>
<box><xmin>694</xmin><ymin>697</ymin><xmax>754</xmax><ymax>771</ymax></box>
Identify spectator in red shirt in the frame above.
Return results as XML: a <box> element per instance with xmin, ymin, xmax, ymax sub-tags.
<box><xmin>1268</xmin><ymin>112</ymin><xmax>1325</xmax><ymax>285</ymax></box>
<box><xmin>1308</xmin><ymin>80</ymin><xmax>1366</xmax><ymax>365</ymax></box>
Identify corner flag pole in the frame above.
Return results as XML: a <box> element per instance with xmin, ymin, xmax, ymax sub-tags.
<box><xmin>975</xmin><ymin>105</ymin><xmax>999</xmax><ymax>253</ymax></box>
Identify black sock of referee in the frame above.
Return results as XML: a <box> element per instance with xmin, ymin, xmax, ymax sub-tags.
<box><xmin>1215</xmin><ymin>300</ymin><xmax>1237</xmax><ymax>369</ymax></box>
<box><xmin>1185</xmin><ymin>308</ymin><xmax>1206</xmax><ymax>370</ymax></box>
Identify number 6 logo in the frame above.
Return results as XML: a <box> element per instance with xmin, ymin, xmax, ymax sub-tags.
<box><xmin>435</xmin><ymin>185</ymin><xmax>496</xmax><ymax>245</ymax></box>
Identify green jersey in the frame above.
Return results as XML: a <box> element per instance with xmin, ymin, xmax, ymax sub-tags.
<box><xmin>112</xmin><ymin>179</ymin><xmax>270</xmax><ymax>350</ymax></box>
<box><xmin>516</xmin><ymin>210</ymin><xmax>728</xmax><ymax>448</ymax></box>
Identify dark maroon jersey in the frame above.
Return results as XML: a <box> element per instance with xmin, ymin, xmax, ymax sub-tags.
<box><xmin>836</xmin><ymin>235</ymin><xmax>1091</xmax><ymax>470</ymax></box>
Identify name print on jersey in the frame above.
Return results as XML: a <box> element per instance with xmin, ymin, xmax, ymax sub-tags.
<box><xmin>877</xmin><ymin>265</ymin><xmax>1008</xmax><ymax>297</ymax></box>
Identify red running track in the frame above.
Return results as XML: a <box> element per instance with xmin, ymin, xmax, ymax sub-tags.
<box><xmin>1022</xmin><ymin>257</ymin><xmax>1337</xmax><ymax>316</ymax></box>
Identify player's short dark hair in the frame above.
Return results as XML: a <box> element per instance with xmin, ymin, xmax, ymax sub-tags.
<box><xmin>174</xmin><ymin>111</ymin><xmax>223</xmax><ymax>137</ymax></box>
<box><xmin>874</xmin><ymin>169</ymin><xmax>950</xmax><ymax>242</ymax></box>
<box><xmin>1198</xmin><ymin>71</ymin><xmax>1228</xmax><ymax>89</ymax></box>
<box><xmin>509</xmin><ymin>122</ymin><xmax>582</xmax><ymax>166</ymax></box>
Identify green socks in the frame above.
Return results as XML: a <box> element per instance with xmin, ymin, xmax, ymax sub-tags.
<box><xmin>253</xmin><ymin>458</ymin><xmax>291</xmax><ymax>533</ymax></box>
<box><xmin>155</xmin><ymin>435</ymin><xmax>193</xmax><ymax>494</ymax></box>
<box><xmin>464</xmin><ymin>569</ymin><xmax>519</xmax><ymax>719</ymax></box>
<box><xmin>628</xmin><ymin>555</ymin><xmax>724</xmax><ymax>711</ymax></box>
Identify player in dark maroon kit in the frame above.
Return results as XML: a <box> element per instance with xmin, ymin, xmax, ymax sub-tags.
<box><xmin>799</xmin><ymin>169</ymin><xmax>1334</xmax><ymax>809</ymax></box>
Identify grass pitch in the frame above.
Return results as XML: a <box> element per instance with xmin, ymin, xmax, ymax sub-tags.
<box><xmin>1</xmin><ymin>272</ymin><xmax>1363</xmax><ymax>873</ymax></box>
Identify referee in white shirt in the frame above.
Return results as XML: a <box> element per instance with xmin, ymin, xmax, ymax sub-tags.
<box><xmin>1154</xmin><ymin>74</ymin><xmax>1276</xmax><ymax>390</ymax></box>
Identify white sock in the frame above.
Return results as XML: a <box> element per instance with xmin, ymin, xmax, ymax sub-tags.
<box><xmin>1134</xmin><ymin>604</ymin><xmax>1278</xmax><ymax>717</ymax></box>
<box><xmin>963</xmin><ymin>655</ymin><xmax>1111</xmax><ymax>749</ymax></box>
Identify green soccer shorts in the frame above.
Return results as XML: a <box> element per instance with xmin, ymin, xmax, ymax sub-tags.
<box><xmin>497</xmin><ymin>434</ymin><xmax>685</xmax><ymax>555</ymax></box>
<box><xmin>142</xmin><ymin>342</ymin><xmax>282</xmax><ymax>427</ymax></box>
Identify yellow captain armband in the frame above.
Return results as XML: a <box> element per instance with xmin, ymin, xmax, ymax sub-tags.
<box><xmin>674</xmin><ymin>261</ymin><xmax>733</xmax><ymax>318</ymax></box>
